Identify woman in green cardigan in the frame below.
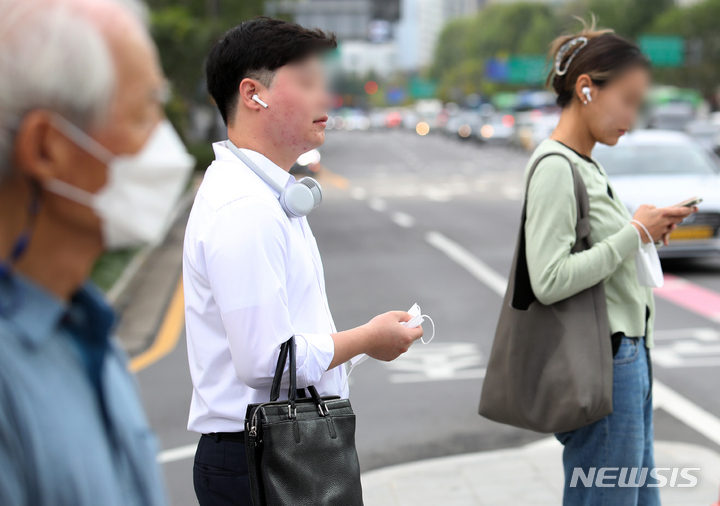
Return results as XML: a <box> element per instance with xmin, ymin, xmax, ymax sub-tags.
<box><xmin>524</xmin><ymin>22</ymin><xmax>698</xmax><ymax>505</ymax></box>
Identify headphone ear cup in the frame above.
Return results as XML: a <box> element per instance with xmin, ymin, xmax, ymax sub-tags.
<box><xmin>280</xmin><ymin>184</ymin><xmax>316</xmax><ymax>218</ymax></box>
<box><xmin>297</xmin><ymin>177</ymin><xmax>323</xmax><ymax>208</ymax></box>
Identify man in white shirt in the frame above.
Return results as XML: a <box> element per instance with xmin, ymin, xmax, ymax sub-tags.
<box><xmin>183</xmin><ymin>17</ymin><xmax>424</xmax><ymax>506</ymax></box>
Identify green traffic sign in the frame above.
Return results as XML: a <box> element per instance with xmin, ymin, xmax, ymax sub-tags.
<box><xmin>507</xmin><ymin>56</ymin><xmax>547</xmax><ymax>85</ymax></box>
<box><xmin>639</xmin><ymin>35</ymin><xmax>685</xmax><ymax>67</ymax></box>
<box><xmin>409</xmin><ymin>77</ymin><xmax>437</xmax><ymax>99</ymax></box>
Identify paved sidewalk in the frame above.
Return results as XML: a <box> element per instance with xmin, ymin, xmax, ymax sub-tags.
<box><xmin>361</xmin><ymin>438</ymin><xmax>720</xmax><ymax>506</ymax></box>
<box><xmin>112</xmin><ymin>179</ymin><xmax>197</xmax><ymax>356</ymax></box>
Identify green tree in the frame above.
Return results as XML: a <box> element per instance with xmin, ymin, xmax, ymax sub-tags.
<box><xmin>430</xmin><ymin>3</ymin><xmax>561</xmax><ymax>99</ymax></box>
<box><xmin>146</xmin><ymin>0</ymin><xmax>267</xmax><ymax>29</ymax></box>
<box><xmin>646</xmin><ymin>0</ymin><xmax>720</xmax><ymax>96</ymax></box>
<box><xmin>151</xmin><ymin>7</ymin><xmax>217</xmax><ymax>101</ymax></box>
<box><xmin>563</xmin><ymin>0</ymin><xmax>674</xmax><ymax>39</ymax></box>
<box><xmin>146</xmin><ymin>0</ymin><xmax>270</xmax><ymax>144</ymax></box>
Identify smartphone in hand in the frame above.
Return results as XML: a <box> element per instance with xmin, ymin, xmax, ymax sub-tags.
<box><xmin>676</xmin><ymin>196</ymin><xmax>703</xmax><ymax>207</ymax></box>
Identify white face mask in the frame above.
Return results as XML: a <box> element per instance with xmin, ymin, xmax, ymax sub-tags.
<box><xmin>631</xmin><ymin>219</ymin><xmax>664</xmax><ymax>287</ymax></box>
<box><xmin>46</xmin><ymin>116</ymin><xmax>195</xmax><ymax>250</ymax></box>
<box><xmin>341</xmin><ymin>303</ymin><xmax>436</xmax><ymax>391</ymax></box>
<box><xmin>635</xmin><ymin>241</ymin><xmax>664</xmax><ymax>287</ymax></box>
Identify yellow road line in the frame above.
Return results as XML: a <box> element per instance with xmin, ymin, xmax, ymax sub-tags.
<box><xmin>129</xmin><ymin>278</ymin><xmax>185</xmax><ymax>372</ymax></box>
<box><xmin>319</xmin><ymin>165</ymin><xmax>350</xmax><ymax>190</ymax></box>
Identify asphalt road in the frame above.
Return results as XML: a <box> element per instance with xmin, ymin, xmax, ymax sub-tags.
<box><xmin>132</xmin><ymin>128</ymin><xmax>720</xmax><ymax>506</ymax></box>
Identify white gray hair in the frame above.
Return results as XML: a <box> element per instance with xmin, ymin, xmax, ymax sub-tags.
<box><xmin>112</xmin><ymin>0</ymin><xmax>150</xmax><ymax>27</ymax></box>
<box><xmin>0</xmin><ymin>0</ymin><xmax>149</xmax><ymax>180</ymax></box>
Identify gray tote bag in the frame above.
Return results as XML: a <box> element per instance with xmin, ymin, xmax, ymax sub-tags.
<box><xmin>478</xmin><ymin>152</ymin><xmax>614</xmax><ymax>433</ymax></box>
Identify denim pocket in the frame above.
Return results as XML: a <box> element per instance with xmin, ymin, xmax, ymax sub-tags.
<box><xmin>612</xmin><ymin>336</ymin><xmax>640</xmax><ymax>364</ymax></box>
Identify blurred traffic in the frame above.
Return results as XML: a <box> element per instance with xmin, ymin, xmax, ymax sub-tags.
<box><xmin>277</xmin><ymin>85</ymin><xmax>720</xmax><ymax>264</ymax></box>
<box><xmin>315</xmin><ymin>86</ymin><xmax>720</xmax><ymax>158</ymax></box>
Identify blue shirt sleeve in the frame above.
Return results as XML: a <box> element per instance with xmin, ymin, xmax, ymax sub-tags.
<box><xmin>0</xmin><ymin>373</ymin><xmax>28</xmax><ymax>506</ymax></box>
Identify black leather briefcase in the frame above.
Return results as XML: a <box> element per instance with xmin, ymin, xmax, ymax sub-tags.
<box><xmin>244</xmin><ymin>335</ymin><xmax>364</xmax><ymax>506</ymax></box>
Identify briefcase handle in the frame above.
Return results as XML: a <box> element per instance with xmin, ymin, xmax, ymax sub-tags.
<box><xmin>268</xmin><ymin>336</ymin><xmax>329</xmax><ymax>418</ymax></box>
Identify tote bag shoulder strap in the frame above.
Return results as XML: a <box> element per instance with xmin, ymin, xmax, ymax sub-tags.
<box><xmin>521</xmin><ymin>152</ymin><xmax>592</xmax><ymax>248</ymax></box>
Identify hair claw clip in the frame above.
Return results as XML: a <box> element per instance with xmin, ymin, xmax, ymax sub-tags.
<box><xmin>554</xmin><ymin>36</ymin><xmax>588</xmax><ymax>76</ymax></box>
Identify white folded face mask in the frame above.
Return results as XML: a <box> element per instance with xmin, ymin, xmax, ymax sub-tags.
<box><xmin>635</xmin><ymin>239</ymin><xmax>664</xmax><ymax>288</ymax></box>
<box><xmin>341</xmin><ymin>303</ymin><xmax>436</xmax><ymax>391</ymax></box>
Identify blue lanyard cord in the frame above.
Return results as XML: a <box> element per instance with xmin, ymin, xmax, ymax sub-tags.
<box><xmin>0</xmin><ymin>182</ymin><xmax>41</xmax><ymax>315</ymax></box>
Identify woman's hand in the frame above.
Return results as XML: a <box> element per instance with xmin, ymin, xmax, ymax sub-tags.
<box><xmin>631</xmin><ymin>203</ymin><xmax>698</xmax><ymax>246</ymax></box>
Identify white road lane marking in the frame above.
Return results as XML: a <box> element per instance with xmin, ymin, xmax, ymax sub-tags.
<box><xmin>350</xmin><ymin>187</ymin><xmax>368</xmax><ymax>200</ymax></box>
<box><xmin>425</xmin><ymin>231</ymin><xmax>508</xmax><ymax>296</ymax></box>
<box><xmin>157</xmin><ymin>381</ymin><xmax>720</xmax><ymax>464</ymax></box>
<box><xmin>158</xmin><ymin>443</ymin><xmax>197</xmax><ymax>464</ymax></box>
<box><xmin>653</xmin><ymin>327</ymin><xmax>720</xmax><ymax>342</ymax></box>
<box><xmin>391</xmin><ymin>212</ymin><xmax>415</xmax><ymax>228</ymax></box>
<box><xmin>652</xmin><ymin>343</ymin><xmax>720</xmax><ymax>368</ymax></box>
<box><xmin>390</xmin><ymin>369</ymin><xmax>486</xmax><ymax>383</ymax></box>
<box><xmin>157</xmin><ymin>217</ymin><xmax>720</xmax><ymax>464</ymax></box>
<box><xmin>648</xmin><ymin>327</ymin><xmax>720</xmax><ymax>368</ymax></box>
<box><xmin>653</xmin><ymin>381</ymin><xmax>720</xmax><ymax>447</ymax></box>
<box><xmin>424</xmin><ymin>187</ymin><xmax>453</xmax><ymax>202</ymax></box>
<box><xmin>426</xmin><ymin>231</ymin><xmax>720</xmax><ymax>449</ymax></box>
<box><xmin>368</xmin><ymin>197</ymin><xmax>387</xmax><ymax>212</ymax></box>
<box><xmin>387</xmin><ymin>342</ymin><xmax>485</xmax><ymax>383</ymax></box>
<box><xmin>501</xmin><ymin>186</ymin><xmax>523</xmax><ymax>200</ymax></box>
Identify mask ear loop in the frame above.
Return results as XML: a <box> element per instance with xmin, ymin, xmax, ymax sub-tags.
<box><xmin>50</xmin><ymin>114</ymin><xmax>114</xmax><ymax>165</ymax></box>
<box><xmin>420</xmin><ymin>315</ymin><xmax>435</xmax><ymax>344</ymax></box>
<box><xmin>341</xmin><ymin>354</ymin><xmax>368</xmax><ymax>391</ymax></box>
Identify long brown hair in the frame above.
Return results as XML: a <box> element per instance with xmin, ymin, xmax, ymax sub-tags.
<box><xmin>546</xmin><ymin>16</ymin><xmax>650</xmax><ymax>108</ymax></box>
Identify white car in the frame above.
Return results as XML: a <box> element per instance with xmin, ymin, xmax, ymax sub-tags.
<box><xmin>593</xmin><ymin>130</ymin><xmax>720</xmax><ymax>258</ymax></box>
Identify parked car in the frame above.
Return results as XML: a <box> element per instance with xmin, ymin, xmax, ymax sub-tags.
<box><xmin>593</xmin><ymin>130</ymin><xmax>720</xmax><ymax>258</ymax></box>
<box><xmin>685</xmin><ymin>113</ymin><xmax>720</xmax><ymax>155</ymax></box>
<box><xmin>649</xmin><ymin>102</ymin><xmax>695</xmax><ymax>131</ymax></box>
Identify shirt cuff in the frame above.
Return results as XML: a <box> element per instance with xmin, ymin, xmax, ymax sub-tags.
<box><xmin>607</xmin><ymin>221</ymin><xmax>642</xmax><ymax>262</ymax></box>
<box><xmin>294</xmin><ymin>332</ymin><xmax>335</xmax><ymax>387</ymax></box>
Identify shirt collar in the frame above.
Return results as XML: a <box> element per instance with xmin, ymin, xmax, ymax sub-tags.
<box><xmin>212</xmin><ymin>140</ymin><xmax>296</xmax><ymax>197</ymax></box>
<box><xmin>0</xmin><ymin>271</ymin><xmax>115</xmax><ymax>347</ymax></box>
<box><xmin>550</xmin><ymin>139</ymin><xmax>601</xmax><ymax>166</ymax></box>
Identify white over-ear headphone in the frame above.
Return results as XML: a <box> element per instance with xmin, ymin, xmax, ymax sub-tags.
<box><xmin>226</xmin><ymin>140</ymin><xmax>322</xmax><ymax>218</ymax></box>
<box><xmin>582</xmin><ymin>86</ymin><xmax>592</xmax><ymax>104</ymax></box>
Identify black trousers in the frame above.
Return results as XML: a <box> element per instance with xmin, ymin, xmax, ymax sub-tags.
<box><xmin>194</xmin><ymin>433</ymin><xmax>253</xmax><ymax>506</ymax></box>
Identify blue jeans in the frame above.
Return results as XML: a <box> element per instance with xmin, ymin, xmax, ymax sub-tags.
<box><xmin>554</xmin><ymin>335</ymin><xmax>661</xmax><ymax>506</ymax></box>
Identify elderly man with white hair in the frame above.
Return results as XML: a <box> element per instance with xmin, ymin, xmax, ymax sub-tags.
<box><xmin>0</xmin><ymin>0</ymin><xmax>194</xmax><ymax>504</ymax></box>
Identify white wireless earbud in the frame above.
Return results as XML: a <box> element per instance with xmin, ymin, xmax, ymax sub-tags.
<box><xmin>582</xmin><ymin>87</ymin><xmax>592</xmax><ymax>104</ymax></box>
<box><xmin>252</xmin><ymin>94</ymin><xmax>269</xmax><ymax>109</ymax></box>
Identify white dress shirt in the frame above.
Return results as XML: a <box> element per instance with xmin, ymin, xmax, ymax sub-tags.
<box><xmin>183</xmin><ymin>140</ymin><xmax>348</xmax><ymax>434</ymax></box>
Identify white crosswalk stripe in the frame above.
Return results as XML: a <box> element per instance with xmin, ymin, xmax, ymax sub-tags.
<box><xmin>386</xmin><ymin>342</ymin><xmax>485</xmax><ymax>383</ymax></box>
<box><xmin>651</xmin><ymin>327</ymin><xmax>720</xmax><ymax>368</ymax></box>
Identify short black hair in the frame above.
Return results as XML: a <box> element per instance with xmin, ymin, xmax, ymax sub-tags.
<box><xmin>205</xmin><ymin>17</ymin><xmax>337</xmax><ymax>126</ymax></box>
